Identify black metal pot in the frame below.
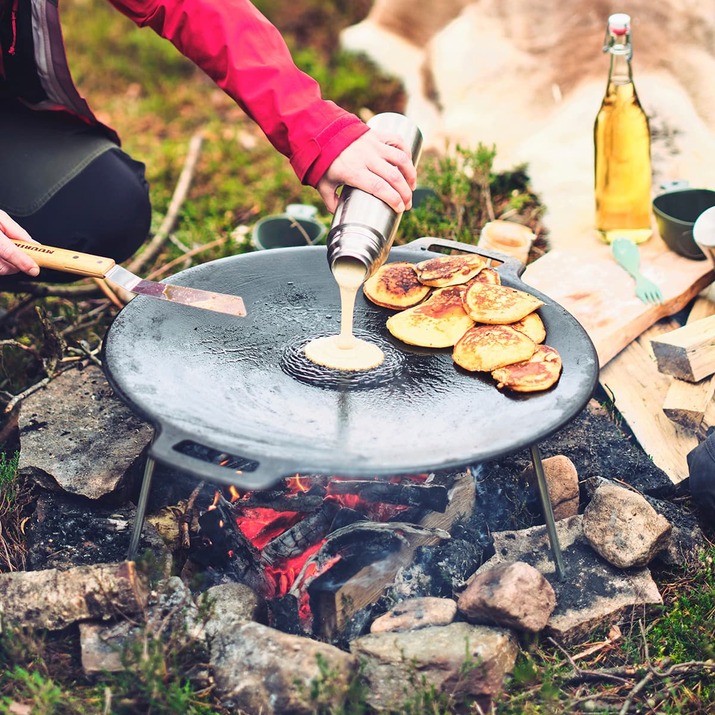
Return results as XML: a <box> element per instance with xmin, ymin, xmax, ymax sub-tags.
<box><xmin>103</xmin><ymin>238</ymin><xmax>599</xmax><ymax>489</ymax></box>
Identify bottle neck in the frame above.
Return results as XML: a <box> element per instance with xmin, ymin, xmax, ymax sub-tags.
<box><xmin>607</xmin><ymin>50</ymin><xmax>633</xmax><ymax>85</ymax></box>
<box><xmin>603</xmin><ymin>19</ymin><xmax>634</xmax><ymax>85</ymax></box>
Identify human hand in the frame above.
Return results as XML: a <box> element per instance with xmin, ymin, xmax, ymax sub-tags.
<box><xmin>0</xmin><ymin>211</ymin><xmax>40</xmax><ymax>277</ymax></box>
<box><xmin>316</xmin><ymin>127</ymin><xmax>417</xmax><ymax>214</ymax></box>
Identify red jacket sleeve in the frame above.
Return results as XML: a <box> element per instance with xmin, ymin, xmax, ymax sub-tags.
<box><xmin>106</xmin><ymin>0</ymin><xmax>369</xmax><ymax>185</ymax></box>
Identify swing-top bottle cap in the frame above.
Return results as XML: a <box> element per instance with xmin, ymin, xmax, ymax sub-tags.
<box><xmin>608</xmin><ymin>13</ymin><xmax>631</xmax><ymax>35</ymax></box>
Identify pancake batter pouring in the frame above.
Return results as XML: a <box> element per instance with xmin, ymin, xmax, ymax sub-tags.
<box><xmin>304</xmin><ymin>258</ymin><xmax>385</xmax><ymax>370</ymax></box>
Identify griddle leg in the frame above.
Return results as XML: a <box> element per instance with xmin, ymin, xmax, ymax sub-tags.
<box><xmin>127</xmin><ymin>454</ymin><xmax>156</xmax><ymax>561</ymax></box>
<box><xmin>530</xmin><ymin>444</ymin><xmax>566</xmax><ymax>580</ymax></box>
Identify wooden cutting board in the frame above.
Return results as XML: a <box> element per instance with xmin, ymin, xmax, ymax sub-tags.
<box><xmin>523</xmin><ymin>234</ymin><xmax>715</xmax><ymax>367</ymax></box>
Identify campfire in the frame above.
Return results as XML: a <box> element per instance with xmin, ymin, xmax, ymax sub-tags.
<box><xmin>186</xmin><ymin>466</ymin><xmax>477</xmax><ymax>642</ymax></box>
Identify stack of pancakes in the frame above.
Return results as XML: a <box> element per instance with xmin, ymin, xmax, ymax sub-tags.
<box><xmin>363</xmin><ymin>254</ymin><xmax>561</xmax><ymax>393</ymax></box>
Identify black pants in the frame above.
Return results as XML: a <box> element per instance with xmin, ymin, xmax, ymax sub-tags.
<box><xmin>0</xmin><ymin>99</ymin><xmax>151</xmax><ymax>284</ymax></box>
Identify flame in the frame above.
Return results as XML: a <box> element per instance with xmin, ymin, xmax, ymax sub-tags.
<box><xmin>285</xmin><ymin>474</ymin><xmax>311</xmax><ymax>493</ymax></box>
<box><xmin>205</xmin><ymin>472</ymin><xmax>436</xmax><ymax>626</ymax></box>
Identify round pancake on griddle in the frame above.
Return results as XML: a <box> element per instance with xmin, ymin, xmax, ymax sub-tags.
<box><xmin>415</xmin><ymin>254</ymin><xmax>488</xmax><ymax>287</ymax></box>
<box><xmin>491</xmin><ymin>344</ymin><xmax>562</xmax><ymax>392</ymax></box>
<box><xmin>363</xmin><ymin>262</ymin><xmax>432</xmax><ymax>309</ymax></box>
<box><xmin>509</xmin><ymin>311</ymin><xmax>546</xmax><ymax>344</ymax></box>
<box><xmin>462</xmin><ymin>281</ymin><xmax>544</xmax><ymax>324</ymax></box>
<box><xmin>452</xmin><ymin>324</ymin><xmax>537</xmax><ymax>372</ymax></box>
<box><xmin>386</xmin><ymin>285</ymin><xmax>474</xmax><ymax>348</ymax></box>
<box><xmin>466</xmin><ymin>267</ymin><xmax>501</xmax><ymax>286</ymax></box>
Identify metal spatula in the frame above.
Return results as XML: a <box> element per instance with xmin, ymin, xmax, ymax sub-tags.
<box><xmin>611</xmin><ymin>237</ymin><xmax>663</xmax><ymax>305</ymax></box>
<box><xmin>14</xmin><ymin>241</ymin><xmax>247</xmax><ymax>317</ymax></box>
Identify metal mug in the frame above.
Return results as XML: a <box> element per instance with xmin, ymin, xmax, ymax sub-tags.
<box><xmin>325</xmin><ymin>112</ymin><xmax>423</xmax><ymax>279</ymax></box>
<box><xmin>652</xmin><ymin>181</ymin><xmax>715</xmax><ymax>260</ymax></box>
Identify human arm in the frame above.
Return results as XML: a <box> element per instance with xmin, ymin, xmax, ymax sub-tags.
<box><xmin>0</xmin><ymin>212</ymin><xmax>39</xmax><ymax>277</ymax></box>
<box><xmin>106</xmin><ymin>0</ymin><xmax>416</xmax><ymax>212</ymax></box>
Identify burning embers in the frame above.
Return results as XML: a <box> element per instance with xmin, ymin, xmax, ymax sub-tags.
<box><xmin>188</xmin><ymin>471</ymin><xmax>472</xmax><ymax>641</ymax></box>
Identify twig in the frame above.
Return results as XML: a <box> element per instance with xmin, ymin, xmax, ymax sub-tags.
<box><xmin>3</xmin><ymin>376</ymin><xmax>52</xmax><ymax>414</ymax></box>
<box><xmin>548</xmin><ymin>637</ymin><xmax>634</xmax><ymax>685</ymax></box>
<box><xmin>92</xmin><ymin>278</ymin><xmax>126</xmax><ymax>308</ymax></box>
<box><xmin>180</xmin><ymin>481</ymin><xmax>205</xmax><ymax>550</ymax></box>
<box><xmin>75</xmin><ymin>340</ymin><xmax>103</xmax><ymax>367</ymax></box>
<box><xmin>145</xmin><ymin>236</ymin><xmax>228</xmax><ymax>282</ymax></box>
<box><xmin>0</xmin><ymin>339</ymin><xmax>39</xmax><ymax>358</ymax></box>
<box><xmin>2</xmin><ymin>281</ymin><xmax>101</xmax><ymax>299</ymax></box>
<box><xmin>619</xmin><ymin>671</ymin><xmax>654</xmax><ymax>715</ymax></box>
<box><xmin>127</xmin><ymin>130</ymin><xmax>205</xmax><ymax>276</ymax></box>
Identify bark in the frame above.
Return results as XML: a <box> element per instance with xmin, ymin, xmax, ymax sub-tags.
<box><xmin>0</xmin><ymin>561</ymin><xmax>149</xmax><ymax>631</ymax></box>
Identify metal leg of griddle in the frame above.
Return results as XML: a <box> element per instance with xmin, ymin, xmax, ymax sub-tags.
<box><xmin>530</xmin><ymin>444</ymin><xmax>566</xmax><ymax>580</ymax></box>
<box><xmin>127</xmin><ymin>454</ymin><xmax>156</xmax><ymax>561</ymax></box>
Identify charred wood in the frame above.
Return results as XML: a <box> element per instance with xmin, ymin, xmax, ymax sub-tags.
<box><xmin>192</xmin><ymin>494</ymin><xmax>269</xmax><ymax>595</ymax></box>
<box><xmin>328</xmin><ymin>480</ymin><xmax>448</xmax><ymax>511</ymax></box>
<box><xmin>233</xmin><ymin>492</ymin><xmax>326</xmax><ymax>513</ymax></box>
<box><xmin>261</xmin><ymin>500</ymin><xmax>341</xmax><ymax>565</ymax></box>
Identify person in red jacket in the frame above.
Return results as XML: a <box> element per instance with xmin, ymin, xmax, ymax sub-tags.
<box><xmin>0</xmin><ymin>0</ymin><xmax>416</xmax><ymax>280</ymax></box>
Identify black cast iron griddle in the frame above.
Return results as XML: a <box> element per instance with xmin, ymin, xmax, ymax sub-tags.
<box><xmin>103</xmin><ymin>237</ymin><xmax>599</xmax><ymax>489</ymax></box>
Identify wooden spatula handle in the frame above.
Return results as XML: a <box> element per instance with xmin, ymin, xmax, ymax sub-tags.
<box><xmin>13</xmin><ymin>241</ymin><xmax>116</xmax><ymax>278</ymax></box>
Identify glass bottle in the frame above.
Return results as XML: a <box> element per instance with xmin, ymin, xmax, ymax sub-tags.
<box><xmin>594</xmin><ymin>13</ymin><xmax>652</xmax><ymax>244</ymax></box>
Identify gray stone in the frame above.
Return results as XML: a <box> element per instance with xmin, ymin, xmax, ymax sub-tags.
<box><xmin>17</xmin><ymin>365</ymin><xmax>152</xmax><ymax>500</ymax></box>
<box><xmin>645</xmin><ymin>495</ymin><xmax>707</xmax><ymax>567</ymax></box>
<box><xmin>370</xmin><ymin>596</ymin><xmax>457</xmax><ymax>633</ymax></box>
<box><xmin>583</xmin><ymin>482</ymin><xmax>672</xmax><ymax>568</ymax></box>
<box><xmin>208</xmin><ymin>621</ymin><xmax>357</xmax><ymax>715</ymax></box>
<box><xmin>489</xmin><ymin>516</ymin><xmax>663</xmax><ymax>644</ymax></box>
<box><xmin>200</xmin><ymin>581</ymin><xmax>266</xmax><ymax>631</ymax></box>
<box><xmin>458</xmin><ymin>561</ymin><xmax>556</xmax><ymax>632</ymax></box>
<box><xmin>79</xmin><ymin>577</ymin><xmax>205</xmax><ymax>676</ymax></box>
<box><xmin>351</xmin><ymin>621</ymin><xmax>518</xmax><ymax>712</ymax></box>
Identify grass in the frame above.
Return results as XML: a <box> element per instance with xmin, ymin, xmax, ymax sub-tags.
<box><xmin>0</xmin><ymin>1</ymin><xmax>713</xmax><ymax>713</ymax></box>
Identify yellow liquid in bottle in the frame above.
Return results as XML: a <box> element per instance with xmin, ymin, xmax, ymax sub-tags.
<box><xmin>594</xmin><ymin>81</ymin><xmax>652</xmax><ymax>244</ymax></box>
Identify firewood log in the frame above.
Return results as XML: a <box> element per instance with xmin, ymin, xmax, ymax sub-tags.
<box><xmin>661</xmin><ymin>297</ymin><xmax>715</xmax><ymax>431</ymax></box>
<box><xmin>0</xmin><ymin>561</ymin><xmax>149</xmax><ymax>631</ymax></box>
<box><xmin>650</xmin><ymin>313</ymin><xmax>715</xmax><ymax>382</ymax></box>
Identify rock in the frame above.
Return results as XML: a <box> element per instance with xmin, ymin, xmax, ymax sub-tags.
<box><xmin>370</xmin><ymin>596</ymin><xmax>457</xmax><ymax>633</ymax></box>
<box><xmin>489</xmin><ymin>516</ymin><xmax>663</xmax><ymax>644</ymax></box>
<box><xmin>583</xmin><ymin>483</ymin><xmax>672</xmax><ymax>568</ymax></box>
<box><xmin>644</xmin><ymin>495</ymin><xmax>707</xmax><ymax>567</ymax></box>
<box><xmin>458</xmin><ymin>561</ymin><xmax>556</xmax><ymax>632</ymax></box>
<box><xmin>208</xmin><ymin>621</ymin><xmax>357</xmax><ymax>715</ymax></box>
<box><xmin>80</xmin><ymin>577</ymin><xmax>205</xmax><ymax>676</ymax></box>
<box><xmin>200</xmin><ymin>582</ymin><xmax>266</xmax><ymax>629</ymax></box>
<box><xmin>17</xmin><ymin>364</ymin><xmax>153</xmax><ymax>501</ymax></box>
<box><xmin>520</xmin><ymin>455</ymin><xmax>579</xmax><ymax>520</ymax></box>
<box><xmin>351</xmin><ymin>622</ymin><xmax>518</xmax><ymax>712</ymax></box>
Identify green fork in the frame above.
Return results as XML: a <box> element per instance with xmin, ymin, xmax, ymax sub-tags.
<box><xmin>611</xmin><ymin>237</ymin><xmax>664</xmax><ymax>305</ymax></box>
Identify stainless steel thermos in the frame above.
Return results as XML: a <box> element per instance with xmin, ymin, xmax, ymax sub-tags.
<box><xmin>325</xmin><ymin>112</ymin><xmax>423</xmax><ymax>279</ymax></box>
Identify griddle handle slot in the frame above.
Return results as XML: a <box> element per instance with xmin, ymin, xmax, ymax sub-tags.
<box><xmin>149</xmin><ymin>424</ymin><xmax>298</xmax><ymax>491</ymax></box>
<box><xmin>404</xmin><ymin>236</ymin><xmax>526</xmax><ymax>281</ymax></box>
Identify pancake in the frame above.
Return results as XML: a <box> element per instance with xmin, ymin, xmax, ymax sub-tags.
<box><xmin>363</xmin><ymin>262</ymin><xmax>432</xmax><ymax>309</ymax></box>
<box><xmin>386</xmin><ymin>285</ymin><xmax>475</xmax><ymax>348</ymax></box>
<box><xmin>462</xmin><ymin>281</ymin><xmax>544</xmax><ymax>324</ymax></box>
<box><xmin>509</xmin><ymin>311</ymin><xmax>546</xmax><ymax>344</ymax></box>
<box><xmin>466</xmin><ymin>267</ymin><xmax>501</xmax><ymax>286</ymax></box>
<box><xmin>415</xmin><ymin>254</ymin><xmax>488</xmax><ymax>287</ymax></box>
<box><xmin>491</xmin><ymin>344</ymin><xmax>562</xmax><ymax>392</ymax></box>
<box><xmin>452</xmin><ymin>324</ymin><xmax>537</xmax><ymax>372</ymax></box>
